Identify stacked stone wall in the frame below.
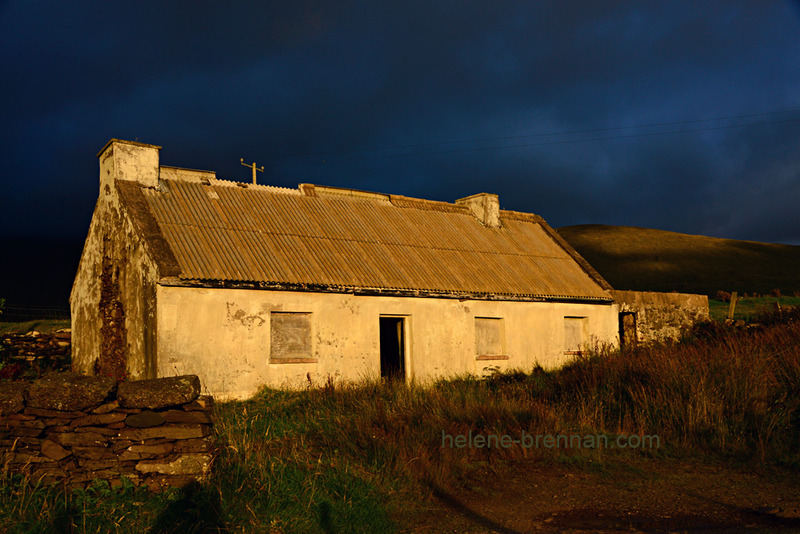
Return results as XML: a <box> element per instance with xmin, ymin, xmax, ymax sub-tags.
<box><xmin>0</xmin><ymin>329</ymin><xmax>72</xmax><ymax>379</ymax></box>
<box><xmin>0</xmin><ymin>373</ymin><xmax>213</xmax><ymax>491</ymax></box>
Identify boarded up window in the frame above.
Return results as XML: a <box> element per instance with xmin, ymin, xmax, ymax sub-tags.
<box><xmin>564</xmin><ymin>317</ymin><xmax>586</xmax><ymax>354</ymax></box>
<box><xmin>475</xmin><ymin>317</ymin><xmax>507</xmax><ymax>360</ymax></box>
<box><xmin>270</xmin><ymin>312</ymin><xmax>315</xmax><ymax>363</ymax></box>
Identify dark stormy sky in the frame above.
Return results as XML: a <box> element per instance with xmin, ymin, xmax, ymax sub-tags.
<box><xmin>3</xmin><ymin>1</ymin><xmax>800</xmax><ymax>245</ymax></box>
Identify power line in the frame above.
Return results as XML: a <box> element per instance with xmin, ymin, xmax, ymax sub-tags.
<box><xmin>324</xmin><ymin>116</ymin><xmax>800</xmax><ymax>165</ymax></box>
<box><xmin>264</xmin><ymin>108</ymin><xmax>800</xmax><ymax>167</ymax></box>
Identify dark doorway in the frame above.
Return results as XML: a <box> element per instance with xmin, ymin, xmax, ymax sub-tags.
<box><xmin>379</xmin><ymin>317</ymin><xmax>405</xmax><ymax>380</ymax></box>
<box><xmin>619</xmin><ymin>312</ymin><xmax>637</xmax><ymax>347</ymax></box>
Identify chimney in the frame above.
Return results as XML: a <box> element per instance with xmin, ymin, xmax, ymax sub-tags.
<box><xmin>456</xmin><ymin>192</ymin><xmax>501</xmax><ymax>228</ymax></box>
<box><xmin>97</xmin><ymin>139</ymin><xmax>161</xmax><ymax>196</ymax></box>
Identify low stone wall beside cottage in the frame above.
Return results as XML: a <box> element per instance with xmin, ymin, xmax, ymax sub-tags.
<box><xmin>611</xmin><ymin>290</ymin><xmax>710</xmax><ymax>344</ymax></box>
<box><xmin>0</xmin><ymin>329</ymin><xmax>72</xmax><ymax>379</ymax></box>
<box><xmin>0</xmin><ymin>373</ymin><xmax>214</xmax><ymax>491</ymax></box>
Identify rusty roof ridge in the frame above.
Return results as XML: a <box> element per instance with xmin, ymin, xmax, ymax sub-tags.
<box><xmin>300</xmin><ymin>183</ymin><xmax>393</xmax><ymax>203</ymax></box>
<box><xmin>499</xmin><ymin>209</ymin><xmax>545</xmax><ymax>222</ymax></box>
<box><xmin>160</xmin><ymin>164</ymin><xmax>215</xmax><ymax>174</ymax></box>
<box><xmin>389</xmin><ymin>194</ymin><xmax>469</xmax><ymax>212</ymax></box>
<box><xmin>182</xmin><ymin>177</ymin><xmax>301</xmax><ymax>195</ymax></box>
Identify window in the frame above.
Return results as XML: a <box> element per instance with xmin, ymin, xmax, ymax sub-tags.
<box><xmin>475</xmin><ymin>317</ymin><xmax>508</xmax><ymax>360</ymax></box>
<box><xmin>564</xmin><ymin>317</ymin><xmax>587</xmax><ymax>355</ymax></box>
<box><xmin>270</xmin><ymin>312</ymin><xmax>316</xmax><ymax>363</ymax></box>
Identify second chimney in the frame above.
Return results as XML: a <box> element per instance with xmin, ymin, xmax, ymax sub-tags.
<box><xmin>456</xmin><ymin>192</ymin><xmax>501</xmax><ymax>228</ymax></box>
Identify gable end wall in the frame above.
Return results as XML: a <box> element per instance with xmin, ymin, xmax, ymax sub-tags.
<box><xmin>70</xmin><ymin>165</ymin><xmax>160</xmax><ymax>379</ymax></box>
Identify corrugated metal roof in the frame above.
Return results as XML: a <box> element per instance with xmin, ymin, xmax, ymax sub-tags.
<box><xmin>136</xmin><ymin>179</ymin><xmax>611</xmax><ymax>300</ymax></box>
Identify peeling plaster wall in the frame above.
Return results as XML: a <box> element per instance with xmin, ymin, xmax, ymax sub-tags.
<box><xmin>156</xmin><ymin>285</ymin><xmax>619</xmax><ymax>399</ymax></box>
<box><xmin>610</xmin><ymin>290</ymin><xmax>709</xmax><ymax>344</ymax></box>
<box><xmin>70</xmin><ymin>143</ymin><xmax>160</xmax><ymax>380</ymax></box>
<box><xmin>71</xmin><ymin>210</ymin><xmax>103</xmax><ymax>375</ymax></box>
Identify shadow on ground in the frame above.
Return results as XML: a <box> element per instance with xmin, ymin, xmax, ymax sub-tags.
<box><xmin>147</xmin><ymin>482</ymin><xmax>228</xmax><ymax>534</ymax></box>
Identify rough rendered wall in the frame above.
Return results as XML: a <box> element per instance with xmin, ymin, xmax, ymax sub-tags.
<box><xmin>70</xmin><ymin>147</ymin><xmax>159</xmax><ymax>380</ymax></box>
<box><xmin>156</xmin><ymin>285</ymin><xmax>619</xmax><ymax>399</ymax></box>
<box><xmin>611</xmin><ymin>290</ymin><xmax>709</xmax><ymax>343</ymax></box>
<box><xmin>70</xmin><ymin>212</ymin><xmax>103</xmax><ymax>374</ymax></box>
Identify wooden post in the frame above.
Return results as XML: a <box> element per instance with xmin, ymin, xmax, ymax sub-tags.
<box><xmin>727</xmin><ymin>291</ymin><xmax>738</xmax><ymax>320</ymax></box>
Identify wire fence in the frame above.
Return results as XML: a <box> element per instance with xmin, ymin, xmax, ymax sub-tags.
<box><xmin>0</xmin><ymin>306</ymin><xmax>71</xmax><ymax>323</ymax></box>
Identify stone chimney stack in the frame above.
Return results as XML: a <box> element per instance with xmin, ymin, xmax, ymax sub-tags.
<box><xmin>97</xmin><ymin>139</ymin><xmax>161</xmax><ymax>196</ymax></box>
<box><xmin>456</xmin><ymin>192</ymin><xmax>501</xmax><ymax>228</ymax></box>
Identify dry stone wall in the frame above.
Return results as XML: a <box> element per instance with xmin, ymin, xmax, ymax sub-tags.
<box><xmin>0</xmin><ymin>373</ymin><xmax>214</xmax><ymax>491</ymax></box>
<box><xmin>0</xmin><ymin>329</ymin><xmax>72</xmax><ymax>379</ymax></box>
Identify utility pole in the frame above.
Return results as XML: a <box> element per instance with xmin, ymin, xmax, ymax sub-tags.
<box><xmin>240</xmin><ymin>158</ymin><xmax>264</xmax><ymax>185</ymax></box>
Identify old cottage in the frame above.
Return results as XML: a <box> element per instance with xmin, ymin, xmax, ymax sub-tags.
<box><xmin>71</xmin><ymin>139</ymin><xmax>621</xmax><ymax>399</ymax></box>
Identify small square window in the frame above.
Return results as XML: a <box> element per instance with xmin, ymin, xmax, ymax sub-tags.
<box><xmin>475</xmin><ymin>317</ymin><xmax>508</xmax><ymax>360</ymax></box>
<box><xmin>270</xmin><ymin>312</ymin><xmax>317</xmax><ymax>363</ymax></box>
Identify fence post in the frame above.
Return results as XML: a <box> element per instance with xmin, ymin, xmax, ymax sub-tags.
<box><xmin>727</xmin><ymin>291</ymin><xmax>738</xmax><ymax>320</ymax></box>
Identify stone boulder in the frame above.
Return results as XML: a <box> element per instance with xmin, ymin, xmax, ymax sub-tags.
<box><xmin>117</xmin><ymin>375</ymin><xmax>200</xmax><ymax>410</ymax></box>
<box><xmin>136</xmin><ymin>453</ymin><xmax>212</xmax><ymax>476</ymax></box>
<box><xmin>126</xmin><ymin>411</ymin><xmax>166</xmax><ymax>428</ymax></box>
<box><xmin>27</xmin><ymin>373</ymin><xmax>116</xmax><ymax>411</ymax></box>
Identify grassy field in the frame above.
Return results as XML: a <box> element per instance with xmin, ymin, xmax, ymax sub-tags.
<box><xmin>558</xmin><ymin>224</ymin><xmax>800</xmax><ymax>296</ymax></box>
<box><xmin>0</xmin><ymin>320</ymin><xmax>70</xmax><ymax>335</ymax></box>
<box><xmin>708</xmin><ymin>295</ymin><xmax>800</xmax><ymax>321</ymax></box>
<box><xmin>1</xmin><ymin>310</ymin><xmax>799</xmax><ymax>532</ymax></box>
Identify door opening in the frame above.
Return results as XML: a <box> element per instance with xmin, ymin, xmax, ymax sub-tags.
<box><xmin>379</xmin><ymin>317</ymin><xmax>405</xmax><ymax>380</ymax></box>
<box><xmin>619</xmin><ymin>312</ymin><xmax>637</xmax><ymax>347</ymax></box>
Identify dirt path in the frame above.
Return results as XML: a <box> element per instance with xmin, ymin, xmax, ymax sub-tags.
<box><xmin>402</xmin><ymin>456</ymin><xmax>800</xmax><ymax>533</ymax></box>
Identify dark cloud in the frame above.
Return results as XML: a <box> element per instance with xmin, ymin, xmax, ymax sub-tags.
<box><xmin>2</xmin><ymin>0</ymin><xmax>800</xmax><ymax>244</ymax></box>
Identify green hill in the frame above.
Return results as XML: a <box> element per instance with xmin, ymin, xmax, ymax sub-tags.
<box><xmin>557</xmin><ymin>224</ymin><xmax>800</xmax><ymax>297</ymax></box>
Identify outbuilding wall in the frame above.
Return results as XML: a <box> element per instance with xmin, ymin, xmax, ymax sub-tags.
<box><xmin>610</xmin><ymin>289</ymin><xmax>709</xmax><ymax>344</ymax></box>
<box><xmin>156</xmin><ymin>285</ymin><xmax>618</xmax><ymax>399</ymax></box>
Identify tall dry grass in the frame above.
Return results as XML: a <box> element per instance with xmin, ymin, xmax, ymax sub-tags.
<box><xmin>215</xmin><ymin>313</ymin><xmax>800</xmax><ymax>502</ymax></box>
